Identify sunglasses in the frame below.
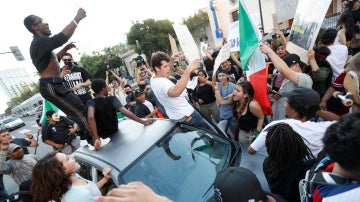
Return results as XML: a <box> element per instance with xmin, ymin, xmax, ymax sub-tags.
<box><xmin>33</xmin><ymin>19</ymin><xmax>47</xmax><ymax>25</ymax></box>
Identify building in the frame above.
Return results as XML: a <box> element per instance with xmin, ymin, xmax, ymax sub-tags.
<box><xmin>205</xmin><ymin>0</ymin><xmax>342</xmax><ymax>48</ymax></box>
<box><xmin>0</xmin><ymin>67</ymin><xmax>35</xmax><ymax>100</ymax></box>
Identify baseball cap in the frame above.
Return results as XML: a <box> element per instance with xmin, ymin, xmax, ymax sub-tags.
<box><xmin>134</xmin><ymin>89</ymin><xmax>144</xmax><ymax>97</ymax></box>
<box><xmin>281</xmin><ymin>87</ymin><xmax>320</xmax><ymax>107</ymax></box>
<box><xmin>7</xmin><ymin>143</ymin><xmax>21</xmax><ymax>153</ymax></box>
<box><xmin>208</xmin><ymin>167</ymin><xmax>267</xmax><ymax>202</ymax></box>
<box><xmin>282</xmin><ymin>53</ymin><xmax>301</xmax><ymax>67</ymax></box>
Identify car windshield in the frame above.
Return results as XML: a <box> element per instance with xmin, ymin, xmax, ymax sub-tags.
<box><xmin>2</xmin><ymin>117</ymin><xmax>16</xmax><ymax>124</ymax></box>
<box><xmin>121</xmin><ymin>124</ymin><xmax>235</xmax><ymax>201</ymax></box>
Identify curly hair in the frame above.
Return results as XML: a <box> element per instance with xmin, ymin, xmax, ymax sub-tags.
<box><xmin>323</xmin><ymin>112</ymin><xmax>360</xmax><ymax>172</ymax></box>
<box><xmin>265</xmin><ymin>123</ymin><xmax>314</xmax><ymax>178</ymax></box>
<box><xmin>31</xmin><ymin>152</ymin><xmax>72</xmax><ymax>202</ymax></box>
<box><xmin>150</xmin><ymin>51</ymin><xmax>170</xmax><ymax>72</ymax></box>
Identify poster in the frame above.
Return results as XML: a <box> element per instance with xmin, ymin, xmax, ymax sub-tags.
<box><xmin>228</xmin><ymin>21</ymin><xmax>240</xmax><ymax>52</ymax></box>
<box><xmin>286</xmin><ymin>0</ymin><xmax>332</xmax><ymax>63</ymax></box>
<box><xmin>172</xmin><ymin>23</ymin><xmax>201</xmax><ymax>62</ymax></box>
<box><xmin>274</xmin><ymin>0</ymin><xmax>299</xmax><ymax>23</ymax></box>
<box><xmin>212</xmin><ymin>43</ymin><xmax>231</xmax><ymax>77</ymax></box>
<box><xmin>168</xmin><ymin>34</ymin><xmax>179</xmax><ymax>55</ymax></box>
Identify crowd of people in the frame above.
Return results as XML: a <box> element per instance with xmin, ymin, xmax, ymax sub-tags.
<box><xmin>1</xmin><ymin>2</ymin><xmax>360</xmax><ymax>201</ymax></box>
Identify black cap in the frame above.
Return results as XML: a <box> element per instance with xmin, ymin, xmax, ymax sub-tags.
<box><xmin>208</xmin><ymin>167</ymin><xmax>267</xmax><ymax>202</ymax></box>
<box><xmin>134</xmin><ymin>89</ymin><xmax>144</xmax><ymax>97</ymax></box>
<box><xmin>282</xmin><ymin>53</ymin><xmax>301</xmax><ymax>67</ymax></box>
<box><xmin>281</xmin><ymin>87</ymin><xmax>320</xmax><ymax>107</ymax></box>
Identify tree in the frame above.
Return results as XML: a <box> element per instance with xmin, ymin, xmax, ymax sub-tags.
<box><xmin>127</xmin><ymin>19</ymin><xmax>176</xmax><ymax>61</ymax></box>
<box><xmin>183</xmin><ymin>10</ymin><xmax>210</xmax><ymax>44</ymax></box>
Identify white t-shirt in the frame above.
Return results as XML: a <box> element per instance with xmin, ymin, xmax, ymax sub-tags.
<box><xmin>143</xmin><ymin>100</ymin><xmax>156</xmax><ymax>118</ymax></box>
<box><xmin>150</xmin><ymin>77</ymin><xmax>194</xmax><ymax>120</ymax></box>
<box><xmin>326</xmin><ymin>45</ymin><xmax>348</xmax><ymax>81</ymax></box>
<box><xmin>250</xmin><ymin>119</ymin><xmax>336</xmax><ymax>157</ymax></box>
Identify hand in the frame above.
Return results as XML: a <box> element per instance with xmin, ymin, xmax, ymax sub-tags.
<box><xmin>102</xmin><ymin>167</ymin><xmax>112</xmax><ymax>179</ymax></box>
<box><xmin>153</xmin><ymin>107</ymin><xmax>159</xmax><ymax>114</ymax></box>
<box><xmin>143</xmin><ymin>119</ymin><xmax>155</xmax><ymax>125</ymax></box>
<box><xmin>24</xmin><ymin>132</ymin><xmax>33</xmax><ymax>139</ymax></box>
<box><xmin>319</xmin><ymin>101</ymin><xmax>327</xmax><ymax>110</ymax></box>
<box><xmin>74</xmin><ymin>8</ymin><xmax>87</xmax><ymax>22</ymax></box>
<box><xmin>94</xmin><ymin>138</ymin><xmax>101</xmax><ymax>151</ymax></box>
<box><xmin>68</xmin><ymin>127</ymin><xmax>77</xmax><ymax>135</ymax></box>
<box><xmin>273</xmin><ymin>27</ymin><xmax>282</xmax><ymax>35</ymax></box>
<box><xmin>187</xmin><ymin>60</ymin><xmax>200</xmax><ymax>73</ymax></box>
<box><xmin>93</xmin><ymin>182</ymin><xmax>172</xmax><ymax>202</ymax></box>
<box><xmin>72</xmin><ymin>83</ymin><xmax>82</xmax><ymax>91</ymax></box>
<box><xmin>61</xmin><ymin>68</ymin><xmax>71</xmax><ymax>77</ymax></box>
<box><xmin>55</xmin><ymin>143</ymin><xmax>65</xmax><ymax>150</ymax></box>
<box><xmin>259</xmin><ymin>42</ymin><xmax>274</xmax><ymax>54</ymax></box>
<box><xmin>198</xmin><ymin>99</ymin><xmax>204</xmax><ymax>104</ymax></box>
<box><xmin>0</xmin><ymin>141</ymin><xmax>10</xmax><ymax>151</ymax></box>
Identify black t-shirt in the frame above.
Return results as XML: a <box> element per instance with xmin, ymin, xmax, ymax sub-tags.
<box><xmin>194</xmin><ymin>84</ymin><xmax>216</xmax><ymax>105</ymax></box>
<box><xmin>134</xmin><ymin>101</ymin><xmax>151</xmax><ymax>118</ymax></box>
<box><xmin>62</xmin><ymin>65</ymin><xmax>93</xmax><ymax>103</ymax></box>
<box><xmin>42</xmin><ymin>117</ymin><xmax>75</xmax><ymax>144</ymax></box>
<box><xmin>30</xmin><ymin>33</ymin><xmax>69</xmax><ymax>73</ymax></box>
<box><xmin>86</xmin><ymin>96</ymin><xmax>122</xmax><ymax>138</ymax></box>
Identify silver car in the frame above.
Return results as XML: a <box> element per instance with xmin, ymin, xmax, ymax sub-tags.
<box><xmin>74</xmin><ymin>117</ymin><xmax>241</xmax><ymax>201</ymax></box>
<box><xmin>1</xmin><ymin>117</ymin><xmax>25</xmax><ymax>131</ymax></box>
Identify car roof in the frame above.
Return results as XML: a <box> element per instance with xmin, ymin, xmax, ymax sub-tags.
<box><xmin>75</xmin><ymin>118</ymin><xmax>175</xmax><ymax>171</ymax></box>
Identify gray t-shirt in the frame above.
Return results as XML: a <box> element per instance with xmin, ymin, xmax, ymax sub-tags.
<box><xmin>279</xmin><ymin>72</ymin><xmax>313</xmax><ymax>95</ymax></box>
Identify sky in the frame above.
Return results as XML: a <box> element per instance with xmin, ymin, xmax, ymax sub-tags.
<box><xmin>0</xmin><ymin>0</ymin><xmax>208</xmax><ymax>114</ymax></box>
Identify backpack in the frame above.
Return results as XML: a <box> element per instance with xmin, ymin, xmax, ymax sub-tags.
<box><xmin>299</xmin><ymin>156</ymin><xmax>351</xmax><ymax>202</ymax></box>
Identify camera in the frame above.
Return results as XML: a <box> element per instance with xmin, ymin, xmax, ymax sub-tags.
<box><xmin>173</xmin><ymin>61</ymin><xmax>180</xmax><ymax>68</ymax></box>
<box><xmin>133</xmin><ymin>55</ymin><xmax>145</xmax><ymax>67</ymax></box>
<box><xmin>108</xmin><ymin>71</ymin><xmax>113</xmax><ymax>76</ymax></box>
<box><xmin>64</xmin><ymin>61</ymin><xmax>72</xmax><ymax>68</ymax></box>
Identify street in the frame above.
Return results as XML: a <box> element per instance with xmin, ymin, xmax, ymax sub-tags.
<box><xmin>4</xmin><ymin>115</ymin><xmax>53</xmax><ymax>195</ymax></box>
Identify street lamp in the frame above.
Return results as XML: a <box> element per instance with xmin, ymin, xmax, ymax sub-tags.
<box><xmin>0</xmin><ymin>46</ymin><xmax>25</xmax><ymax>61</ymax></box>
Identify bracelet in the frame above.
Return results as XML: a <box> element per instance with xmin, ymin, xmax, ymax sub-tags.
<box><xmin>72</xmin><ymin>19</ymin><xmax>78</xmax><ymax>26</ymax></box>
<box><xmin>29</xmin><ymin>136</ymin><xmax>33</xmax><ymax>139</ymax></box>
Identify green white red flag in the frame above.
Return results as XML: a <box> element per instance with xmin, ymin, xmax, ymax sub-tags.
<box><xmin>239</xmin><ymin>0</ymin><xmax>272</xmax><ymax>115</ymax></box>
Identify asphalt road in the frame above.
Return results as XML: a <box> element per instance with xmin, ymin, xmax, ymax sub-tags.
<box><xmin>4</xmin><ymin>114</ymin><xmax>53</xmax><ymax>195</ymax></box>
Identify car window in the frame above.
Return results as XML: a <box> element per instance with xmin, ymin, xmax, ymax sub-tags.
<box><xmin>3</xmin><ymin>117</ymin><xmax>16</xmax><ymax>124</ymax></box>
<box><xmin>121</xmin><ymin>124</ymin><xmax>235</xmax><ymax>201</ymax></box>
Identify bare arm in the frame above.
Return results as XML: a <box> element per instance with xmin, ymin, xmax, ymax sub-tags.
<box><xmin>320</xmin><ymin>86</ymin><xmax>336</xmax><ymax>109</ymax></box>
<box><xmin>167</xmin><ymin>60</ymin><xmax>200</xmax><ymax>97</ymax></box>
<box><xmin>249</xmin><ymin>100</ymin><xmax>264</xmax><ymax>131</ymax></box>
<box><xmin>57</xmin><ymin>42</ymin><xmax>76</xmax><ymax>62</ymax></box>
<box><xmin>24</xmin><ymin>132</ymin><xmax>38</xmax><ymax>147</ymax></box>
<box><xmin>213</xmin><ymin>83</ymin><xmax>233</xmax><ymax>105</ymax></box>
<box><xmin>61</xmin><ymin>8</ymin><xmax>86</xmax><ymax>37</ymax></box>
<box><xmin>118</xmin><ymin>107</ymin><xmax>153</xmax><ymax>125</ymax></box>
<box><xmin>86</xmin><ymin>106</ymin><xmax>101</xmax><ymax>150</ymax></box>
<box><xmin>96</xmin><ymin>167</ymin><xmax>112</xmax><ymax>189</ymax></box>
<box><xmin>259</xmin><ymin>43</ymin><xmax>299</xmax><ymax>84</ymax></box>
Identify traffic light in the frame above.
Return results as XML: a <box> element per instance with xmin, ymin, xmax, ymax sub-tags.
<box><xmin>9</xmin><ymin>46</ymin><xmax>25</xmax><ymax>61</ymax></box>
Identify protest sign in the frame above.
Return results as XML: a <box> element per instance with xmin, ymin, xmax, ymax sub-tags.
<box><xmin>212</xmin><ymin>43</ymin><xmax>231</xmax><ymax>77</ymax></box>
<box><xmin>172</xmin><ymin>23</ymin><xmax>201</xmax><ymax>62</ymax></box>
<box><xmin>286</xmin><ymin>0</ymin><xmax>332</xmax><ymax>63</ymax></box>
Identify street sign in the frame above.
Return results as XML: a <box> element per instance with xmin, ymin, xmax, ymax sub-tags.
<box><xmin>9</xmin><ymin>46</ymin><xmax>25</xmax><ymax>61</ymax></box>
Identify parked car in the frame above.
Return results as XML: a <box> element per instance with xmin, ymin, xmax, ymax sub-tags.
<box><xmin>0</xmin><ymin>117</ymin><xmax>25</xmax><ymax>131</ymax></box>
<box><xmin>74</xmin><ymin>117</ymin><xmax>241</xmax><ymax>201</ymax></box>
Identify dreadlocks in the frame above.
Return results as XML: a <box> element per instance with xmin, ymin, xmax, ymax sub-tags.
<box><xmin>265</xmin><ymin>123</ymin><xmax>314</xmax><ymax>178</ymax></box>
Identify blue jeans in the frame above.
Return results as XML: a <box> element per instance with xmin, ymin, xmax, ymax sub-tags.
<box><xmin>183</xmin><ymin>110</ymin><xmax>209</xmax><ymax>130</ymax></box>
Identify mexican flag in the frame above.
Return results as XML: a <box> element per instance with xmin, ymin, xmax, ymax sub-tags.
<box><xmin>39</xmin><ymin>99</ymin><xmax>63</xmax><ymax>125</ymax></box>
<box><xmin>239</xmin><ymin>0</ymin><xmax>272</xmax><ymax>115</ymax></box>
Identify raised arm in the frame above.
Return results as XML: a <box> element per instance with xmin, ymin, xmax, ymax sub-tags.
<box><xmin>167</xmin><ymin>60</ymin><xmax>199</xmax><ymax>97</ymax></box>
